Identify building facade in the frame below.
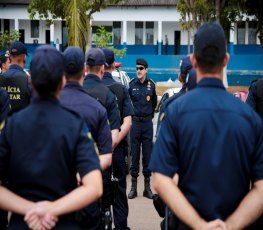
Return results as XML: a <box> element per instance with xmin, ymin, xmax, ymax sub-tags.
<box><xmin>0</xmin><ymin>0</ymin><xmax>262</xmax><ymax>85</ymax></box>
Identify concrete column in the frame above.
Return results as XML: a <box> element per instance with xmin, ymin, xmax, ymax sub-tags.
<box><xmin>14</xmin><ymin>19</ymin><xmax>19</xmax><ymax>31</ymax></box>
<box><xmin>143</xmin><ymin>21</ymin><xmax>146</xmax><ymax>45</ymax></box>
<box><xmin>229</xmin><ymin>22</ymin><xmax>235</xmax><ymax>55</ymax></box>
<box><xmin>245</xmin><ymin>21</ymin><xmax>249</xmax><ymax>44</ymax></box>
<box><xmin>122</xmin><ymin>20</ymin><xmax>127</xmax><ymax>49</ymax></box>
<box><xmin>158</xmin><ymin>20</ymin><xmax>162</xmax><ymax>55</ymax></box>
<box><xmin>50</xmin><ymin>23</ymin><xmax>55</xmax><ymax>46</ymax></box>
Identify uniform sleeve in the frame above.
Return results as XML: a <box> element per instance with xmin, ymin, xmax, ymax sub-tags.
<box><xmin>122</xmin><ymin>87</ymin><xmax>134</xmax><ymax>118</ymax></box>
<box><xmin>152</xmin><ymin>84</ymin><xmax>157</xmax><ymax>113</ymax></box>
<box><xmin>0</xmin><ymin>120</ymin><xmax>10</xmax><ymax>181</ymax></box>
<box><xmin>0</xmin><ymin>89</ymin><xmax>10</xmax><ymax>122</ymax></box>
<box><xmin>149</xmin><ymin>106</ymin><xmax>179</xmax><ymax>177</ymax></box>
<box><xmin>75</xmin><ymin>121</ymin><xmax>101</xmax><ymax>178</ymax></box>
<box><xmin>246</xmin><ymin>82</ymin><xmax>257</xmax><ymax>111</ymax></box>
<box><xmin>97</xmin><ymin>108</ymin><xmax>112</xmax><ymax>155</ymax></box>
<box><xmin>251</xmin><ymin>117</ymin><xmax>263</xmax><ymax>183</ymax></box>
<box><xmin>106</xmin><ymin>91</ymin><xmax>121</xmax><ymax>131</ymax></box>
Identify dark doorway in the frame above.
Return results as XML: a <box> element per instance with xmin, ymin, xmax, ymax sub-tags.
<box><xmin>4</xmin><ymin>19</ymin><xmax>10</xmax><ymax>33</ymax></box>
<box><xmin>19</xmin><ymin>30</ymin><xmax>25</xmax><ymax>44</ymax></box>
<box><xmin>45</xmin><ymin>30</ymin><xmax>50</xmax><ymax>44</ymax></box>
<box><xmin>174</xmin><ymin>31</ymin><xmax>181</xmax><ymax>55</ymax></box>
<box><xmin>62</xmin><ymin>21</ymin><xmax>68</xmax><ymax>51</ymax></box>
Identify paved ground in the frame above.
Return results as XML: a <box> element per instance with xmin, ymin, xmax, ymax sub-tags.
<box><xmin>126</xmin><ymin>173</ymin><xmax>162</xmax><ymax>230</ymax></box>
<box><xmin>126</xmin><ymin>113</ymin><xmax>162</xmax><ymax>230</ymax></box>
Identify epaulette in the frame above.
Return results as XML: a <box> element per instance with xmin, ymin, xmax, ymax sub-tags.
<box><xmin>129</xmin><ymin>78</ymin><xmax>135</xmax><ymax>83</ymax></box>
<box><xmin>129</xmin><ymin>78</ymin><xmax>136</xmax><ymax>84</ymax></box>
<box><xmin>148</xmin><ymin>79</ymin><xmax>155</xmax><ymax>85</ymax></box>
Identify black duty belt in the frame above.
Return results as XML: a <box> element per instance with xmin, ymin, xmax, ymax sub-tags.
<box><xmin>132</xmin><ymin>115</ymin><xmax>152</xmax><ymax>122</ymax></box>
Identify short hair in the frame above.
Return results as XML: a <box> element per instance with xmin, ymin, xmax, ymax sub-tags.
<box><xmin>194</xmin><ymin>22</ymin><xmax>226</xmax><ymax>73</ymax></box>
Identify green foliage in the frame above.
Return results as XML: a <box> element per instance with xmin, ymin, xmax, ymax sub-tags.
<box><xmin>241</xmin><ymin>0</ymin><xmax>263</xmax><ymax>49</ymax></box>
<box><xmin>28</xmin><ymin>0</ymin><xmax>123</xmax><ymax>49</ymax></box>
<box><xmin>0</xmin><ymin>30</ymin><xmax>20</xmax><ymax>51</ymax></box>
<box><xmin>95</xmin><ymin>26</ymin><xmax>126</xmax><ymax>58</ymax></box>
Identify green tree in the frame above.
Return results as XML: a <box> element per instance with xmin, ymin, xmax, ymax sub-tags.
<box><xmin>177</xmin><ymin>0</ymin><xmax>242</xmax><ymax>53</ymax></box>
<box><xmin>0</xmin><ymin>30</ymin><xmax>20</xmax><ymax>51</ymax></box>
<box><xmin>241</xmin><ymin>0</ymin><xmax>263</xmax><ymax>49</ymax></box>
<box><xmin>95</xmin><ymin>25</ymin><xmax>126</xmax><ymax>58</ymax></box>
<box><xmin>28</xmin><ymin>0</ymin><xmax>122</xmax><ymax>51</ymax></box>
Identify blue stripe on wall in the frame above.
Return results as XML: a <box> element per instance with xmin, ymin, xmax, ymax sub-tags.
<box><xmin>11</xmin><ymin>43</ymin><xmax>263</xmax><ymax>86</ymax></box>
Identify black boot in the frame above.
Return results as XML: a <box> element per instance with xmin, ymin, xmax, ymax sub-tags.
<box><xmin>128</xmin><ymin>177</ymin><xmax>137</xmax><ymax>199</ymax></box>
<box><xmin>143</xmin><ymin>177</ymin><xmax>153</xmax><ymax>199</ymax></box>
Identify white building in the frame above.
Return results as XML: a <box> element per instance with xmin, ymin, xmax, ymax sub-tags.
<box><xmin>0</xmin><ymin>0</ymin><xmax>261</xmax><ymax>56</ymax></box>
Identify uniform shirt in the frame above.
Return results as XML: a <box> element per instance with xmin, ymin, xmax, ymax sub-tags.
<box><xmin>3</xmin><ymin>64</ymin><xmax>28</xmax><ymax>79</ymax></box>
<box><xmin>102</xmin><ymin>72</ymin><xmax>134</xmax><ymax>119</ymax></box>
<box><xmin>246</xmin><ymin>80</ymin><xmax>257</xmax><ymax>111</ymax></box>
<box><xmin>0</xmin><ymin>89</ymin><xmax>10</xmax><ymax>122</ymax></box>
<box><xmin>83</xmin><ymin>74</ymin><xmax>120</xmax><ymax>131</ymax></box>
<box><xmin>0</xmin><ymin>97</ymin><xmax>100</xmax><ymax>211</ymax></box>
<box><xmin>156</xmin><ymin>86</ymin><xmax>186</xmax><ymax>136</ymax></box>
<box><xmin>61</xmin><ymin>81</ymin><xmax>112</xmax><ymax>155</ymax></box>
<box><xmin>150</xmin><ymin>78</ymin><xmax>263</xmax><ymax>221</ymax></box>
<box><xmin>129</xmin><ymin>77</ymin><xmax>157</xmax><ymax>117</ymax></box>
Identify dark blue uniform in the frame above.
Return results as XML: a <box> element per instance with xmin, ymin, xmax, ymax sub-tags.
<box><xmin>83</xmin><ymin>74</ymin><xmax>120</xmax><ymax>131</ymax></box>
<box><xmin>156</xmin><ymin>86</ymin><xmax>186</xmax><ymax>137</ymax></box>
<box><xmin>61</xmin><ymin>81</ymin><xmax>112</xmax><ymax>155</ymax></box>
<box><xmin>0</xmin><ymin>97</ymin><xmax>100</xmax><ymax>230</ymax></box>
<box><xmin>129</xmin><ymin>77</ymin><xmax>157</xmax><ymax>178</ymax></box>
<box><xmin>2</xmin><ymin>64</ymin><xmax>31</xmax><ymax>112</ymax></box>
<box><xmin>150</xmin><ymin>78</ymin><xmax>263</xmax><ymax>223</ymax></box>
<box><xmin>102</xmin><ymin>72</ymin><xmax>133</xmax><ymax>230</ymax></box>
<box><xmin>0</xmin><ymin>89</ymin><xmax>10</xmax><ymax>123</ymax></box>
<box><xmin>60</xmin><ymin>81</ymin><xmax>112</xmax><ymax>230</ymax></box>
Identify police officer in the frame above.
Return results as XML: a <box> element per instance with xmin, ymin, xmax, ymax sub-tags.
<box><xmin>83</xmin><ymin>48</ymin><xmax>120</xmax><ymax>229</ymax></box>
<box><xmin>0</xmin><ymin>45</ymin><xmax>102</xmax><ymax>230</ymax></box>
<box><xmin>0</xmin><ymin>53</ymin><xmax>10</xmax><ymax>74</ymax></box>
<box><xmin>102</xmin><ymin>48</ymin><xmax>133</xmax><ymax>230</ymax></box>
<box><xmin>83</xmin><ymin>48</ymin><xmax>120</xmax><ymax>149</ymax></box>
<box><xmin>156</xmin><ymin>56</ymin><xmax>197</xmax><ymax>136</ymax></box>
<box><xmin>150</xmin><ymin>22</ymin><xmax>263</xmax><ymax>229</ymax></box>
<box><xmin>60</xmin><ymin>46</ymin><xmax>112</xmax><ymax>230</ymax></box>
<box><xmin>128</xmin><ymin>58</ymin><xmax>157</xmax><ymax>199</ymax></box>
<box><xmin>1</xmin><ymin>41</ymin><xmax>31</xmax><ymax>112</ymax></box>
<box><xmin>246</xmin><ymin>79</ymin><xmax>263</xmax><ymax>118</ymax></box>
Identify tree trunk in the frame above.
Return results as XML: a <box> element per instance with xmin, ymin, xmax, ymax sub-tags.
<box><xmin>86</xmin><ymin>18</ymin><xmax>92</xmax><ymax>54</ymax></box>
<box><xmin>215</xmin><ymin>0</ymin><xmax>220</xmax><ymax>23</ymax></box>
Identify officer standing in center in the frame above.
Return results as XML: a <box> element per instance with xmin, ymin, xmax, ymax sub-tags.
<box><xmin>128</xmin><ymin>58</ymin><xmax>157</xmax><ymax>199</ymax></box>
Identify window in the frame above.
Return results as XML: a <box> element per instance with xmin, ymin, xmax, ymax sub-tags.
<box><xmin>135</xmin><ymin>22</ymin><xmax>143</xmax><ymax>45</ymax></box>
<box><xmin>237</xmin><ymin>21</ymin><xmax>245</xmax><ymax>44</ymax></box>
<box><xmin>113</xmin><ymin>21</ymin><xmax>121</xmax><ymax>45</ymax></box>
<box><xmin>31</xmin><ymin>20</ymin><xmax>39</xmax><ymax>38</ymax></box>
<box><xmin>248</xmin><ymin>21</ymin><xmax>257</xmax><ymax>44</ymax></box>
<box><xmin>146</xmin><ymin>22</ymin><xmax>154</xmax><ymax>44</ymax></box>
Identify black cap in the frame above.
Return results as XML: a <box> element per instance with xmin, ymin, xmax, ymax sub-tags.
<box><xmin>63</xmin><ymin>46</ymin><xmax>85</xmax><ymax>74</ymax></box>
<box><xmin>86</xmin><ymin>48</ymin><xmax>107</xmax><ymax>66</ymax></box>
<box><xmin>30</xmin><ymin>45</ymin><xmax>64</xmax><ymax>88</ymax></box>
<box><xmin>180</xmin><ymin>56</ymin><xmax>192</xmax><ymax>75</ymax></box>
<box><xmin>136</xmin><ymin>58</ymin><xmax>148</xmax><ymax>68</ymax></box>
<box><xmin>10</xmin><ymin>41</ymin><xmax>28</xmax><ymax>55</ymax></box>
<box><xmin>185</xmin><ymin>68</ymin><xmax>197</xmax><ymax>91</ymax></box>
<box><xmin>194</xmin><ymin>22</ymin><xmax>226</xmax><ymax>60</ymax></box>
<box><xmin>102</xmin><ymin>48</ymin><xmax>115</xmax><ymax>66</ymax></box>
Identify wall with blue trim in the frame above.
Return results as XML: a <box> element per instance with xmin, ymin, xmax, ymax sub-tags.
<box><xmin>2</xmin><ymin>43</ymin><xmax>262</xmax><ymax>86</ymax></box>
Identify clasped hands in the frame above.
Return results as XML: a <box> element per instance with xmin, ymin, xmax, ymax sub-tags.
<box><xmin>24</xmin><ymin>201</ymin><xmax>58</xmax><ymax>230</ymax></box>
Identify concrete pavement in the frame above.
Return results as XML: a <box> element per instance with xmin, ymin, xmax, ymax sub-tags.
<box><xmin>127</xmin><ymin>174</ymin><xmax>162</xmax><ymax>230</ymax></box>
